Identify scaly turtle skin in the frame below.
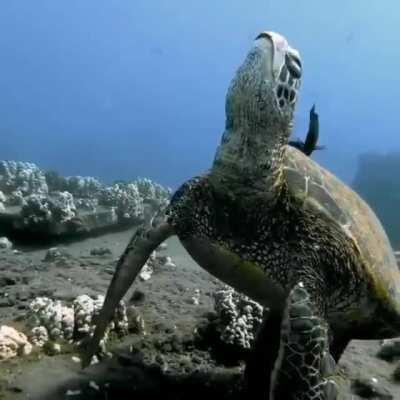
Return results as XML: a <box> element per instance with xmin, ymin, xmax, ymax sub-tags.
<box><xmin>83</xmin><ymin>31</ymin><xmax>400</xmax><ymax>399</ymax></box>
<box><xmin>271</xmin><ymin>282</ymin><xmax>340</xmax><ymax>400</ymax></box>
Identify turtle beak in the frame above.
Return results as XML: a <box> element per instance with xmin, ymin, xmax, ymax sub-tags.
<box><xmin>255</xmin><ymin>31</ymin><xmax>301</xmax><ymax>110</ymax></box>
<box><xmin>255</xmin><ymin>31</ymin><xmax>302</xmax><ymax>81</ymax></box>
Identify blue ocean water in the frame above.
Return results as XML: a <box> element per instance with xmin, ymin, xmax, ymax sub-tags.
<box><xmin>1</xmin><ymin>1</ymin><xmax>399</xmax><ymax>188</ymax></box>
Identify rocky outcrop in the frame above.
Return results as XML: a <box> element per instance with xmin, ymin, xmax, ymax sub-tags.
<box><xmin>98</xmin><ymin>183</ymin><xmax>144</xmax><ymax>222</ymax></box>
<box><xmin>352</xmin><ymin>152</ymin><xmax>400</xmax><ymax>247</ymax></box>
<box><xmin>0</xmin><ymin>325</ymin><xmax>32</xmax><ymax>360</ymax></box>
<box><xmin>0</xmin><ymin>161</ymin><xmax>48</xmax><ymax>195</ymax></box>
<box><xmin>0</xmin><ymin>161</ymin><xmax>171</xmax><ymax>240</ymax></box>
<box><xmin>26</xmin><ymin>295</ymin><xmax>142</xmax><ymax>350</ymax></box>
<box><xmin>212</xmin><ymin>285</ymin><xmax>264</xmax><ymax>350</ymax></box>
<box><xmin>0</xmin><ymin>237</ymin><xmax>12</xmax><ymax>249</ymax></box>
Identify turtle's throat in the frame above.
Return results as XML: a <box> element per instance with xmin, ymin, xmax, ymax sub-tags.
<box><xmin>211</xmin><ymin>124</ymin><xmax>289</xmax><ymax>191</ymax></box>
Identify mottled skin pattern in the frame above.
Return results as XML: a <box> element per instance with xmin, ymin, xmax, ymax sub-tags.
<box><xmin>83</xmin><ymin>31</ymin><xmax>400</xmax><ymax>399</ymax></box>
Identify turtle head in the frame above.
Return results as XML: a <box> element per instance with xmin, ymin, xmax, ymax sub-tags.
<box><xmin>212</xmin><ymin>32</ymin><xmax>302</xmax><ymax>185</ymax></box>
<box><xmin>225</xmin><ymin>31</ymin><xmax>301</xmax><ymax>134</ymax></box>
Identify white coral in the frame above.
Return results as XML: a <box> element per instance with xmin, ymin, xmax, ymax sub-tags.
<box><xmin>0</xmin><ymin>237</ymin><xmax>12</xmax><ymax>249</ymax></box>
<box><xmin>213</xmin><ymin>286</ymin><xmax>264</xmax><ymax>349</ymax></box>
<box><xmin>51</xmin><ymin>191</ymin><xmax>76</xmax><ymax>222</ymax></box>
<box><xmin>0</xmin><ymin>325</ymin><xmax>32</xmax><ymax>360</ymax></box>
<box><xmin>75</xmin><ymin>198</ymin><xmax>98</xmax><ymax>211</ymax></box>
<box><xmin>99</xmin><ymin>183</ymin><xmax>144</xmax><ymax>221</ymax></box>
<box><xmin>139</xmin><ymin>263</ymin><xmax>153</xmax><ymax>281</ymax></box>
<box><xmin>21</xmin><ymin>191</ymin><xmax>77</xmax><ymax>225</ymax></box>
<box><xmin>27</xmin><ymin>295</ymin><xmax>131</xmax><ymax>347</ymax></box>
<box><xmin>135</xmin><ymin>178</ymin><xmax>171</xmax><ymax>203</ymax></box>
<box><xmin>30</xmin><ymin>326</ymin><xmax>49</xmax><ymax>347</ymax></box>
<box><xmin>28</xmin><ymin>297</ymin><xmax>75</xmax><ymax>341</ymax></box>
<box><xmin>65</xmin><ymin>176</ymin><xmax>103</xmax><ymax>198</ymax></box>
<box><xmin>0</xmin><ymin>161</ymin><xmax>48</xmax><ymax>195</ymax></box>
<box><xmin>6</xmin><ymin>190</ymin><xmax>24</xmax><ymax>206</ymax></box>
<box><xmin>73</xmin><ymin>294</ymin><xmax>104</xmax><ymax>336</ymax></box>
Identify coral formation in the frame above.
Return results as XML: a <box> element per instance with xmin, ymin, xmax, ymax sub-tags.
<box><xmin>20</xmin><ymin>191</ymin><xmax>77</xmax><ymax>227</ymax></box>
<box><xmin>135</xmin><ymin>177</ymin><xmax>171</xmax><ymax>208</ymax></box>
<box><xmin>0</xmin><ymin>237</ymin><xmax>12</xmax><ymax>249</ymax></box>
<box><xmin>98</xmin><ymin>182</ymin><xmax>144</xmax><ymax>222</ymax></box>
<box><xmin>0</xmin><ymin>325</ymin><xmax>32</xmax><ymax>360</ymax></box>
<box><xmin>26</xmin><ymin>295</ymin><xmax>139</xmax><ymax>348</ymax></box>
<box><xmin>0</xmin><ymin>161</ymin><xmax>48</xmax><ymax>195</ymax></box>
<box><xmin>212</xmin><ymin>285</ymin><xmax>264</xmax><ymax>350</ymax></box>
<box><xmin>0</xmin><ymin>160</ymin><xmax>171</xmax><ymax>238</ymax></box>
<box><xmin>65</xmin><ymin>176</ymin><xmax>103</xmax><ymax>198</ymax></box>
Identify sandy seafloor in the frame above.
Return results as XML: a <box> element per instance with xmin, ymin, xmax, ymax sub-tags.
<box><xmin>0</xmin><ymin>228</ymin><xmax>399</xmax><ymax>400</ymax></box>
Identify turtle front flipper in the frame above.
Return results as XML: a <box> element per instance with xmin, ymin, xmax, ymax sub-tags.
<box><xmin>270</xmin><ymin>282</ymin><xmax>339</xmax><ymax>400</ymax></box>
<box><xmin>81</xmin><ymin>221</ymin><xmax>175</xmax><ymax>367</ymax></box>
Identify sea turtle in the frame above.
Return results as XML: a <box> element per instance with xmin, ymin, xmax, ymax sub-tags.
<box><xmin>82</xmin><ymin>31</ymin><xmax>400</xmax><ymax>398</ymax></box>
<box><xmin>289</xmin><ymin>104</ymin><xmax>325</xmax><ymax>156</ymax></box>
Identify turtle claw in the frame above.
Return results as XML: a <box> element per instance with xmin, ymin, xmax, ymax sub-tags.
<box><xmin>323</xmin><ymin>379</ymin><xmax>340</xmax><ymax>400</ymax></box>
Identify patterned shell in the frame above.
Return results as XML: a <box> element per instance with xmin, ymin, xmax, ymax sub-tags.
<box><xmin>282</xmin><ymin>145</ymin><xmax>400</xmax><ymax>312</ymax></box>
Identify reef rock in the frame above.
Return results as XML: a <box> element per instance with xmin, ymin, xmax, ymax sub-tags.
<box><xmin>28</xmin><ymin>297</ymin><xmax>75</xmax><ymax>342</ymax></box>
<box><xmin>377</xmin><ymin>338</ymin><xmax>400</xmax><ymax>361</ymax></box>
<box><xmin>351</xmin><ymin>377</ymin><xmax>393</xmax><ymax>399</ymax></box>
<box><xmin>6</xmin><ymin>190</ymin><xmax>24</xmax><ymax>206</ymax></box>
<box><xmin>90</xmin><ymin>246</ymin><xmax>112</xmax><ymax>256</ymax></box>
<box><xmin>99</xmin><ymin>183</ymin><xmax>144</xmax><ymax>222</ymax></box>
<box><xmin>27</xmin><ymin>295</ymin><xmax>132</xmax><ymax>347</ymax></box>
<box><xmin>20</xmin><ymin>191</ymin><xmax>76</xmax><ymax>227</ymax></box>
<box><xmin>212</xmin><ymin>285</ymin><xmax>264</xmax><ymax>350</ymax></box>
<box><xmin>0</xmin><ymin>325</ymin><xmax>32</xmax><ymax>360</ymax></box>
<box><xmin>352</xmin><ymin>152</ymin><xmax>400</xmax><ymax>246</ymax></box>
<box><xmin>43</xmin><ymin>247</ymin><xmax>68</xmax><ymax>262</ymax></box>
<box><xmin>139</xmin><ymin>263</ymin><xmax>153</xmax><ymax>281</ymax></box>
<box><xmin>65</xmin><ymin>176</ymin><xmax>103</xmax><ymax>198</ymax></box>
<box><xmin>75</xmin><ymin>198</ymin><xmax>98</xmax><ymax>211</ymax></box>
<box><xmin>0</xmin><ymin>237</ymin><xmax>12</xmax><ymax>249</ymax></box>
<box><xmin>0</xmin><ymin>161</ymin><xmax>48</xmax><ymax>195</ymax></box>
<box><xmin>135</xmin><ymin>177</ymin><xmax>171</xmax><ymax>207</ymax></box>
<box><xmin>0</xmin><ymin>160</ymin><xmax>171</xmax><ymax>240</ymax></box>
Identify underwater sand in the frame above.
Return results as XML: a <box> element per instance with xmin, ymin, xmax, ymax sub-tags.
<box><xmin>0</xmin><ymin>230</ymin><xmax>399</xmax><ymax>399</ymax></box>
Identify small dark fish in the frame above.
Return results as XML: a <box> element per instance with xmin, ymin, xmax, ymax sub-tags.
<box><xmin>289</xmin><ymin>104</ymin><xmax>325</xmax><ymax>156</ymax></box>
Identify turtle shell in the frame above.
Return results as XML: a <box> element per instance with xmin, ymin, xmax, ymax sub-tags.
<box><xmin>282</xmin><ymin>145</ymin><xmax>400</xmax><ymax>317</ymax></box>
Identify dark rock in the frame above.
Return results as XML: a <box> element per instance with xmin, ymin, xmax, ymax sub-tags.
<box><xmin>161</xmin><ymin>343</ymin><xmax>172</xmax><ymax>353</ymax></box>
<box><xmin>130</xmin><ymin>290</ymin><xmax>146</xmax><ymax>304</ymax></box>
<box><xmin>391</xmin><ymin>363</ymin><xmax>400</xmax><ymax>382</ymax></box>
<box><xmin>20</xmin><ymin>276</ymin><xmax>32</xmax><ymax>285</ymax></box>
<box><xmin>377</xmin><ymin>339</ymin><xmax>400</xmax><ymax>361</ymax></box>
<box><xmin>0</xmin><ymin>275</ymin><xmax>18</xmax><ymax>287</ymax></box>
<box><xmin>90</xmin><ymin>246</ymin><xmax>112</xmax><ymax>256</ymax></box>
<box><xmin>352</xmin><ymin>152</ymin><xmax>400</xmax><ymax>246</ymax></box>
<box><xmin>16</xmin><ymin>292</ymin><xmax>30</xmax><ymax>301</ymax></box>
<box><xmin>0</xmin><ymin>296</ymin><xmax>15</xmax><ymax>307</ymax></box>
<box><xmin>43</xmin><ymin>247</ymin><xmax>65</xmax><ymax>262</ymax></box>
<box><xmin>351</xmin><ymin>377</ymin><xmax>393</xmax><ymax>399</ymax></box>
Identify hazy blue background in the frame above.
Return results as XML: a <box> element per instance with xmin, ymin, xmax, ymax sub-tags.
<box><xmin>1</xmin><ymin>1</ymin><xmax>399</xmax><ymax>189</ymax></box>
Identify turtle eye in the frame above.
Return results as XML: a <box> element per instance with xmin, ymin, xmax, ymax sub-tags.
<box><xmin>285</xmin><ymin>53</ymin><xmax>302</xmax><ymax>79</ymax></box>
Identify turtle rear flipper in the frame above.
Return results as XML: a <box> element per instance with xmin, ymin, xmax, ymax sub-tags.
<box><xmin>270</xmin><ymin>282</ymin><xmax>339</xmax><ymax>400</ymax></box>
